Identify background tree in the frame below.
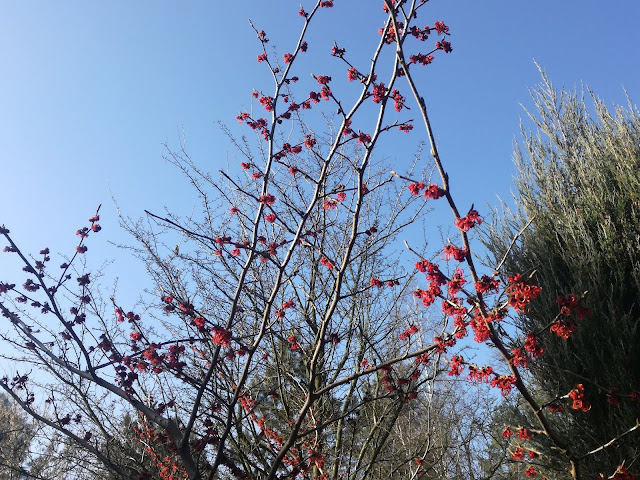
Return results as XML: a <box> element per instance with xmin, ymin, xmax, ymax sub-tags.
<box><xmin>482</xmin><ymin>71</ymin><xmax>640</xmax><ymax>477</ymax></box>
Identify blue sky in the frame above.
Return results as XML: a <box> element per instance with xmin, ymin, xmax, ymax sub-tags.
<box><xmin>1</xmin><ymin>1</ymin><xmax>639</xmax><ymax>298</ymax></box>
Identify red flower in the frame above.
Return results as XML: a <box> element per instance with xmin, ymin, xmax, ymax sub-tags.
<box><xmin>434</xmin><ymin>21</ymin><xmax>449</xmax><ymax>34</ymax></box>
<box><xmin>408</xmin><ymin>182</ymin><xmax>424</xmax><ymax>195</ymax></box>
<box><xmin>283</xmin><ymin>53</ymin><xmax>293</xmax><ymax>63</ymax></box>
<box><xmin>258</xmin><ymin>194</ymin><xmax>276</xmax><ymax>205</ymax></box>
<box><xmin>517</xmin><ymin>427</ymin><xmax>531</xmax><ymax>440</ymax></box>
<box><xmin>424</xmin><ymin>184</ymin><xmax>445</xmax><ymax>199</ymax></box>
<box><xmin>211</xmin><ymin>326</ymin><xmax>232</xmax><ymax>348</ymax></box>
<box><xmin>511</xmin><ymin>447</ymin><xmax>524</xmax><ymax>461</ymax></box>
<box><xmin>442</xmin><ymin>244</ymin><xmax>468</xmax><ymax>262</ymax></box>
<box><xmin>320</xmin><ymin>257</ymin><xmax>334</xmax><ymax>269</ymax></box>
<box><xmin>371</xmin><ymin>82</ymin><xmax>387</xmax><ymax>103</ymax></box>
<box><xmin>448</xmin><ymin>355</ymin><xmax>464</xmax><ymax>376</ymax></box>
<box><xmin>454</xmin><ymin>208</ymin><xmax>482</xmax><ymax>232</ymax></box>
<box><xmin>257</xmin><ymin>53</ymin><xmax>268</xmax><ymax>63</ymax></box>
<box><xmin>568</xmin><ymin>384</ymin><xmax>591</xmax><ymax>412</ymax></box>
<box><xmin>347</xmin><ymin>67</ymin><xmax>359</xmax><ymax>82</ymax></box>
<box><xmin>323</xmin><ymin>199</ymin><xmax>337</xmax><ymax>210</ymax></box>
<box><xmin>436</xmin><ymin>40</ymin><xmax>452</xmax><ymax>53</ymax></box>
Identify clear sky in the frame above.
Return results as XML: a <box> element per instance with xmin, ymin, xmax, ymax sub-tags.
<box><xmin>1</xmin><ymin>1</ymin><xmax>639</xmax><ymax>298</ymax></box>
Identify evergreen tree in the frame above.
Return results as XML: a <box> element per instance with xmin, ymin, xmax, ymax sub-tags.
<box><xmin>482</xmin><ymin>70</ymin><xmax>640</xmax><ymax>477</ymax></box>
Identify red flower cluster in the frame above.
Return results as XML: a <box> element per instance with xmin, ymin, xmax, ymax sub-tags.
<box><xmin>491</xmin><ymin>375</ymin><xmax>516</xmax><ymax>396</ymax></box>
<box><xmin>410</xmin><ymin>53</ymin><xmax>434</xmax><ymax>66</ymax></box>
<box><xmin>467</xmin><ymin>364</ymin><xmax>493</xmax><ymax>382</ymax></box>
<box><xmin>391</xmin><ymin>89</ymin><xmax>405</xmax><ymax>111</ymax></box>
<box><xmin>557</xmin><ymin>294</ymin><xmax>592</xmax><ymax>319</ymax></box>
<box><xmin>211</xmin><ymin>326</ymin><xmax>232</xmax><ymax>348</ymax></box>
<box><xmin>320</xmin><ymin>257</ymin><xmax>334</xmax><ymax>269</ymax></box>
<box><xmin>371</xmin><ymin>82</ymin><xmax>387</xmax><ymax>103</ymax></box>
<box><xmin>524</xmin><ymin>333</ymin><xmax>544</xmax><ymax>357</ymax></box>
<box><xmin>258</xmin><ymin>194</ymin><xmax>276</xmax><ymax>205</ymax></box>
<box><xmin>474</xmin><ymin>274</ymin><xmax>500</xmax><ymax>294</ymax></box>
<box><xmin>399</xmin><ymin>324</ymin><xmax>418</xmax><ymax>340</ymax></box>
<box><xmin>550</xmin><ymin>319</ymin><xmax>577</xmax><ymax>339</ymax></box>
<box><xmin>448</xmin><ymin>355</ymin><xmax>464</xmax><ymax>376</ymax></box>
<box><xmin>454</xmin><ymin>208</ymin><xmax>482</xmax><ymax>232</ymax></box>
<box><xmin>568</xmin><ymin>384</ymin><xmax>591</xmax><ymax>412</ymax></box>
<box><xmin>434</xmin><ymin>21</ymin><xmax>449</xmax><ymax>35</ymax></box>
<box><xmin>436</xmin><ymin>40</ymin><xmax>452</xmax><ymax>53</ymax></box>
<box><xmin>505</xmin><ymin>274</ymin><xmax>542</xmax><ymax>313</ymax></box>
<box><xmin>442</xmin><ymin>244</ymin><xmax>468</xmax><ymax>262</ymax></box>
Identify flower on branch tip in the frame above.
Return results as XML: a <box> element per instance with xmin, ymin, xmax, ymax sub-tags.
<box><xmin>491</xmin><ymin>375</ymin><xmax>516</xmax><ymax>396</ymax></box>
<box><xmin>283</xmin><ymin>53</ymin><xmax>293</xmax><ymax>63</ymax></box>
<box><xmin>568</xmin><ymin>384</ymin><xmax>591</xmax><ymax>412</ymax></box>
<box><xmin>410</xmin><ymin>53</ymin><xmax>435</xmax><ymax>66</ymax></box>
<box><xmin>258</xmin><ymin>96</ymin><xmax>274</xmax><ymax>112</ymax></box>
<box><xmin>347</xmin><ymin>67</ymin><xmax>359</xmax><ymax>82</ymax></box>
<box><xmin>448</xmin><ymin>355</ymin><xmax>464</xmax><ymax>376</ymax></box>
<box><xmin>211</xmin><ymin>326</ymin><xmax>232</xmax><ymax>348</ymax></box>
<box><xmin>424</xmin><ymin>184</ymin><xmax>445</xmax><ymax>200</ymax></box>
<box><xmin>331</xmin><ymin>45</ymin><xmax>345</xmax><ymax>57</ymax></box>
<box><xmin>357</xmin><ymin>132</ymin><xmax>371</xmax><ymax>145</ymax></box>
<box><xmin>434</xmin><ymin>21</ymin><xmax>449</xmax><ymax>35</ymax></box>
<box><xmin>505</xmin><ymin>274</ymin><xmax>541</xmax><ymax>313</ymax></box>
<box><xmin>298</xmin><ymin>7</ymin><xmax>307</xmax><ymax>17</ymax></box>
<box><xmin>454</xmin><ymin>208</ymin><xmax>482</xmax><ymax>232</ymax></box>
<box><xmin>550</xmin><ymin>319</ymin><xmax>577</xmax><ymax>339</ymax></box>
<box><xmin>408</xmin><ymin>181</ymin><xmax>425</xmax><ymax>195</ymax></box>
<box><xmin>320</xmin><ymin>257</ymin><xmax>334</xmax><ymax>269</ymax></box>
<box><xmin>510</xmin><ymin>447</ymin><xmax>525</xmax><ymax>461</ymax></box>
<box><xmin>436</xmin><ymin>40</ymin><xmax>452</xmax><ymax>53</ymax></box>
<box><xmin>258</xmin><ymin>194</ymin><xmax>276</xmax><ymax>205</ymax></box>
<box><xmin>399</xmin><ymin>324</ymin><xmax>418</xmax><ymax>340</ymax></box>
<box><xmin>371</xmin><ymin>82</ymin><xmax>387</xmax><ymax>103</ymax></box>
<box><xmin>264</xmin><ymin>214</ymin><xmax>276</xmax><ymax>223</ymax></box>
<box><xmin>517</xmin><ymin>427</ymin><xmax>531</xmax><ymax>440</ymax></box>
<box><xmin>76</xmin><ymin>245</ymin><xmax>88</xmax><ymax>254</ymax></box>
<box><xmin>316</xmin><ymin>75</ymin><xmax>331</xmax><ymax>85</ymax></box>
<box><xmin>524</xmin><ymin>333</ymin><xmax>544</xmax><ymax>357</ymax></box>
<box><xmin>257</xmin><ymin>53</ymin><xmax>268</xmax><ymax>63</ymax></box>
<box><xmin>320</xmin><ymin>1</ymin><xmax>333</xmax><ymax>7</ymax></box>
<box><xmin>304</xmin><ymin>135</ymin><xmax>316</xmax><ymax>149</ymax></box>
<box><xmin>399</xmin><ymin>124</ymin><xmax>413</xmax><ymax>133</ymax></box>
<box><xmin>442</xmin><ymin>244</ymin><xmax>468</xmax><ymax>262</ymax></box>
<box><xmin>524</xmin><ymin>467</ymin><xmax>536</xmax><ymax>477</ymax></box>
<box><xmin>391</xmin><ymin>89</ymin><xmax>405</xmax><ymax>111</ymax></box>
<box><xmin>474</xmin><ymin>274</ymin><xmax>500</xmax><ymax>294</ymax></box>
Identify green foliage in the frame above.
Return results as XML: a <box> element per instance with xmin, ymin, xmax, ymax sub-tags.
<box><xmin>483</xmin><ymin>70</ymin><xmax>640</xmax><ymax>476</ymax></box>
